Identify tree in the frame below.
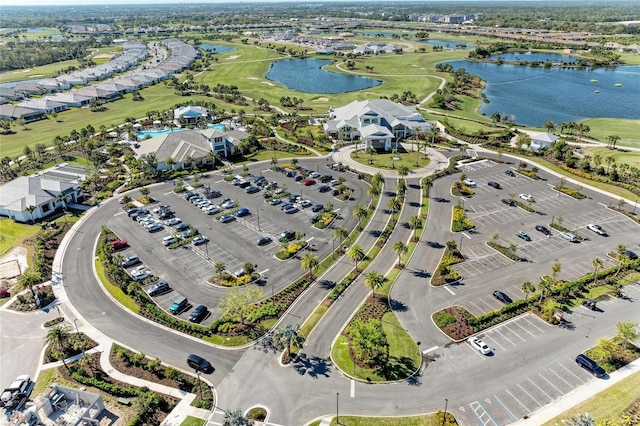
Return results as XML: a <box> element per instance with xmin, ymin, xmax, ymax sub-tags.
<box><xmin>616</xmin><ymin>244</ymin><xmax>628</xmax><ymax>275</ymax></box>
<box><xmin>371</xmin><ymin>172</ymin><xmax>384</xmax><ymax>189</ymax></box>
<box><xmin>386</xmin><ymin>197</ymin><xmax>401</xmax><ymax>221</ymax></box>
<box><xmin>333</xmin><ymin>226</ymin><xmax>348</xmax><ymax>249</ymax></box>
<box><xmin>520</xmin><ymin>281</ymin><xmax>535</xmax><ymax>300</ymax></box>
<box><xmin>218</xmin><ymin>285</ymin><xmax>263</xmax><ymax>325</ymax></box>
<box><xmin>393</xmin><ymin>241</ymin><xmax>408</xmax><ymax>267</ymax></box>
<box><xmin>367</xmin><ymin>184</ymin><xmax>381</xmax><ymax>198</ymax></box>
<box><xmin>300</xmin><ymin>252</ymin><xmax>319</xmax><ymax>280</ymax></box>
<box><xmin>396</xmin><ymin>179</ymin><xmax>407</xmax><ymax>196</ymax></box>
<box><xmin>17</xmin><ymin>269</ymin><xmax>42</xmax><ymax>299</ymax></box>
<box><xmin>566</xmin><ymin>413</ymin><xmax>595</xmax><ymax>426</ymax></box>
<box><xmin>544</xmin><ymin>121</ymin><xmax>556</xmax><ymax>133</ymax></box>
<box><xmin>45</xmin><ymin>325</ymin><xmax>71</xmax><ymax>368</ymax></box>
<box><xmin>538</xmin><ymin>277</ymin><xmax>553</xmax><ymax>302</ymax></box>
<box><xmin>272</xmin><ymin>323</ymin><xmax>305</xmax><ymax>356</ymax></box>
<box><xmin>550</xmin><ymin>262</ymin><xmax>562</xmax><ymax>283</ymax></box>
<box><xmin>348</xmin><ymin>319</ymin><xmax>388</xmax><ymax>366</ymax></box>
<box><xmin>214</xmin><ymin>262</ymin><xmax>226</xmax><ymax>279</ymax></box>
<box><xmin>25</xmin><ymin>205</ymin><xmax>37</xmax><ymax>224</ymax></box>
<box><xmin>139</xmin><ymin>187</ymin><xmax>150</xmax><ymax>197</ymax></box>
<box><xmin>398</xmin><ymin>165</ymin><xmax>410</xmax><ymax>177</ymax></box>
<box><xmin>222</xmin><ymin>409</ymin><xmax>253</xmax><ymax>426</ymax></box>
<box><xmin>615</xmin><ymin>321</ymin><xmax>639</xmax><ymax>350</ymax></box>
<box><xmin>591</xmin><ymin>338</ymin><xmax>616</xmax><ymax>364</ymax></box>
<box><xmin>347</xmin><ymin>244</ymin><xmax>365</xmax><ymax>271</ymax></box>
<box><xmin>352</xmin><ymin>204</ymin><xmax>368</xmax><ymax>227</ymax></box>
<box><xmin>541</xmin><ymin>298</ymin><xmax>560</xmax><ymax>322</ymax></box>
<box><xmin>364</xmin><ymin>270</ymin><xmax>385</xmax><ymax>299</ymax></box>
<box><xmin>591</xmin><ymin>258</ymin><xmax>604</xmax><ymax>286</ymax></box>
<box><xmin>408</xmin><ymin>215</ymin><xmax>422</xmax><ymax>232</ymax></box>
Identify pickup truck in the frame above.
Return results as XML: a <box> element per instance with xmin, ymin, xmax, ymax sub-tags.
<box><xmin>0</xmin><ymin>375</ymin><xmax>33</xmax><ymax>410</ymax></box>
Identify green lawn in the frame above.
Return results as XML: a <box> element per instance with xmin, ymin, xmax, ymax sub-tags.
<box><xmin>584</xmin><ymin>146</ymin><xmax>640</xmax><ymax>169</ymax></box>
<box><xmin>542</xmin><ymin>371</ymin><xmax>640</xmax><ymax>426</ymax></box>
<box><xmin>180</xmin><ymin>416</ymin><xmax>206</xmax><ymax>426</ymax></box>
<box><xmin>350</xmin><ymin>149</ymin><xmax>431</xmax><ymax>171</ymax></box>
<box><xmin>95</xmin><ymin>260</ymin><xmax>139</xmax><ymax>314</ymax></box>
<box><xmin>581</xmin><ymin>118</ymin><xmax>640</xmax><ymax>149</ymax></box>
<box><xmin>0</xmin><ymin>59</ymin><xmax>81</xmax><ymax>84</ymax></box>
<box><xmin>0</xmin><ymin>219</ymin><xmax>40</xmax><ymax>258</ymax></box>
<box><xmin>308</xmin><ymin>412</ymin><xmax>448</xmax><ymax>426</ymax></box>
<box><xmin>234</xmin><ymin>149</ymin><xmax>318</xmax><ymax>166</ymax></box>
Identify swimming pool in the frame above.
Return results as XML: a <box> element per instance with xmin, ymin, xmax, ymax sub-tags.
<box><xmin>137</xmin><ymin>124</ymin><xmax>225</xmax><ymax>139</ymax></box>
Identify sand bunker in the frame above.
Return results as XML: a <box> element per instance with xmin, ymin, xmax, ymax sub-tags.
<box><xmin>317</xmin><ymin>97</ymin><xmax>329</xmax><ymax>102</ymax></box>
<box><xmin>261</xmin><ymin>81</ymin><xmax>275</xmax><ymax>86</ymax></box>
<box><xmin>226</xmin><ymin>55</ymin><xmax>240</xmax><ymax>60</ymax></box>
<box><xmin>93</xmin><ymin>54</ymin><xmax>113</xmax><ymax>59</ymax></box>
<box><xmin>246</xmin><ymin>77</ymin><xmax>259</xmax><ymax>80</ymax></box>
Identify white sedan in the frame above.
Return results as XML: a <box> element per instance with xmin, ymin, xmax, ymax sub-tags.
<box><xmin>468</xmin><ymin>337</ymin><xmax>492</xmax><ymax>355</ymax></box>
<box><xmin>463</xmin><ymin>179</ymin><xmax>477</xmax><ymax>187</ymax></box>
<box><xmin>164</xmin><ymin>217</ymin><xmax>182</xmax><ymax>226</ymax></box>
<box><xmin>587</xmin><ymin>224</ymin><xmax>607</xmax><ymax>236</ymax></box>
<box><xmin>519</xmin><ymin>193</ymin><xmax>534</xmax><ymax>202</ymax></box>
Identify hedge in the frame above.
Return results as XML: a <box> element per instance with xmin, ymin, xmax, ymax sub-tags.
<box><xmin>70</xmin><ymin>371</ymin><xmax>141</xmax><ymax>397</ymax></box>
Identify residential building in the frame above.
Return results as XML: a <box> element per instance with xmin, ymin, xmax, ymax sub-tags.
<box><xmin>529</xmin><ymin>132</ymin><xmax>560</xmax><ymax>150</ymax></box>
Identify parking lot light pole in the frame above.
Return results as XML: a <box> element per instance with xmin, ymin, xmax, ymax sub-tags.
<box><xmin>336</xmin><ymin>392</ymin><xmax>339</xmax><ymax>425</ymax></box>
<box><xmin>442</xmin><ymin>398</ymin><xmax>448</xmax><ymax>426</ymax></box>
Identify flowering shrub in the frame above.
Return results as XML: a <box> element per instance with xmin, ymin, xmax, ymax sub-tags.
<box><xmin>452</xmin><ymin>205</ymin><xmax>474</xmax><ymax>232</ymax></box>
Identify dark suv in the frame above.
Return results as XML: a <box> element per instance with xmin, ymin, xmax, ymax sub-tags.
<box><xmin>493</xmin><ymin>290</ymin><xmax>512</xmax><ymax>304</ymax></box>
<box><xmin>279</xmin><ymin>230</ymin><xmax>295</xmax><ymax>242</ymax></box>
<box><xmin>186</xmin><ymin>354</ymin><xmax>214</xmax><ymax>374</ymax></box>
<box><xmin>188</xmin><ymin>305</ymin><xmax>208</xmax><ymax>323</ymax></box>
<box><xmin>576</xmin><ymin>354</ymin><xmax>605</xmax><ymax>378</ymax></box>
<box><xmin>535</xmin><ymin>225</ymin><xmax>551</xmax><ymax>235</ymax></box>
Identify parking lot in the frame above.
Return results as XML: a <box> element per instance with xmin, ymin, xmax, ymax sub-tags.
<box><xmin>442</xmin><ymin>158</ymin><xmax>640</xmax><ymax>318</ymax></box>
<box><xmin>106</xmin><ymin>159</ymin><xmax>369</xmax><ymax>323</ymax></box>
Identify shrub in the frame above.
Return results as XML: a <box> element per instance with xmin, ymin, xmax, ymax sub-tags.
<box><xmin>452</xmin><ymin>205</ymin><xmax>474</xmax><ymax>232</ymax></box>
<box><xmin>433</xmin><ymin>311</ymin><xmax>456</xmax><ymax>328</ymax></box>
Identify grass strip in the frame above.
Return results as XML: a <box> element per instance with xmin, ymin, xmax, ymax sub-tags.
<box><xmin>95</xmin><ymin>260</ymin><xmax>139</xmax><ymax>314</ymax></box>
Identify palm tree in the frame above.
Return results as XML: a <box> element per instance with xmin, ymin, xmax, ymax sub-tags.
<box><xmin>393</xmin><ymin>241</ymin><xmax>409</xmax><ymax>267</ymax></box>
<box><xmin>272</xmin><ymin>323</ymin><xmax>305</xmax><ymax>356</ymax></box>
<box><xmin>25</xmin><ymin>205</ymin><xmax>37</xmax><ymax>224</ymax></box>
<box><xmin>347</xmin><ymin>244</ymin><xmax>365</xmax><ymax>271</ymax></box>
<box><xmin>45</xmin><ymin>325</ymin><xmax>71</xmax><ymax>368</ymax></box>
<box><xmin>408</xmin><ymin>215</ymin><xmax>422</xmax><ymax>233</ymax></box>
<box><xmin>222</xmin><ymin>409</ymin><xmax>253</xmax><ymax>426</ymax></box>
<box><xmin>165</xmin><ymin>157</ymin><xmax>176</xmax><ymax>170</ymax></box>
<box><xmin>550</xmin><ymin>262</ymin><xmax>562</xmax><ymax>283</ymax></box>
<box><xmin>364</xmin><ymin>270</ymin><xmax>385</xmax><ymax>299</ymax></box>
<box><xmin>367</xmin><ymin>184</ymin><xmax>381</xmax><ymax>198</ymax></box>
<box><xmin>616</xmin><ymin>244</ymin><xmax>628</xmax><ymax>275</ymax></box>
<box><xmin>300</xmin><ymin>252</ymin><xmax>319</xmax><ymax>280</ymax></box>
<box><xmin>398</xmin><ymin>164</ymin><xmax>410</xmax><ymax>177</ymax></box>
<box><xmin>544</xmin><ymin>121</ymin><xmax>555</xmax><ymax>133</ymax></box>
<box><xmin>538</xmin><ymin>277</ymin><xmax>553</xmax><ymax>302</ymax></box>
<box><xmin>333</xmin><ymin>226</ymin><xmax>348</xmax><ymax>252</ymax></box>
<box><xmin>396</xmin><ymin>179</ymin><xmax>407</xmax><ymax>196</ymax></box>
<box><xmin>520</xmin><ymin>281</ymin><xmax>535</xmax><ymax>300</ymax></box>
<box><xmin>386</xmin><ymin>197</ymin><xmax>401</xmax><ymax>221</ymax></box>
<box><xmin>591</xmin><ymin>258</ymin><xmax>604</xmax><ymax>286</ymax></box>
<box><xmin>371</xmin><ymin>172</ymin><xmax>384</xmax><ymax>189</ymax></box>
<box><xmin>605</xmin><ymin>155</ymin><xmax>615</xmax><ymax>174</ymax></box>
<box><xmin>352</xmin><ymin>204</ymin><xmax>368</xmax><ymax>228</ymax></box>
<box><xmin>17</xmin><ymin>269</ymin><xmax>42</xmax><ymax>300</ymax></box>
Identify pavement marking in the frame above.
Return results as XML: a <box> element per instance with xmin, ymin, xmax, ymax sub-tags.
<box><xmin>163</xmin><ymin>191</ymin><xmax>173</xmax><ymax>195</ymax></box>
<box><xmin>462</xmin><ymin>232</ymin><xmax>472</xmax><ymax>239</ymax></box>
<box><xmin>494</xmin><ymin>395</ymin><xmax>518</xmax><ymax>421</ymax></box>
<box><xmin>517</xmin><ymin>383</ymin><xmax>541</xmax><ymax>407</ymax></box>
<box><xmin>482</xmin><ymin>334</ymin><xmax>505</xmax><ymax>351</ymax></box>
<box><xmin>259</xmin><ymin>269</ymin><xmax>269</xmax><ymax>274</ymax></box>
<box><xmin>350</xmin><ymin>379</ymin><xmax>355</xmax><ymax>397</ymax></box>
<box><xmin>422</xmin><ymin>345</ymin><xmax>439</xmax><ymax>354</ymax></box>
<box><xmin>469</xmin><ymin>401</ymin><xmax>498</xmax><ymax>426</ymax></box>
<box><xmin>548</xmin><ymin>367</ymin><xmax>574</xmax><ymax>389</ymax></box>
<box><xmin>444</xmin><ymin>285</ymin><xmax>456</xmax><ymax>295</ymax></box>
<box><xmin>522</xmin><ymin>316</ymin><xmax>545</xmax><ymax>333</ymax></box>
<box><xmin>505</xmin><ymin>388</ymin><xmax>531</xmax><ymax>412</ymax></box>
<box><xmin>504</xmin><ymin>324</ymin><xmax>527</xmax><ymax>342</ymax></box>
<box><xmin>560</xmin><ymin>363</ymin><xmax>587</xmax><ymax>384</ymax></box>
<box><xmin>528</xmin><ymin>377</ymin><xmax>552</xmax><ymax>401</ymax></box>
<box><xmin>538</xmin><ymin>372</ymin><xmax>563</xmax><ymax>395</ymax></box>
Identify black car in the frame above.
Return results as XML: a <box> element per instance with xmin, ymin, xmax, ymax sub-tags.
<box><xmin>146</xmin><ymin>280</ymin><xmax>171</xmax><ymax>296</ymax></box>
<box><xmin>310</xmin><ymin>214</ymin><xmax>321</xmax><ymax>224</ymax></box>
<box><xmin>320</xmin><ymin>175</ymin><xmax>333</xmax><ymax>183</ymax></box>
<box><xmin>158</xmin><ymin>211</ymin><xmax>174</xmax><ymax>220</ymax></box>
<box><xmin>176</xmin><ymin>223</ymin><xmax>190</xmax><ymax>232</ymax></box>
<box><xmin>186</xmin><ymin>354</ymin><xmax>214</xmax><ymax>374</ymax></box>
<box><xmin>257</xmin><ymin>236</ymin><xmax>272</xmax><ymax>246</ymax></box>
<box><xmin>331</xmin><ymin>188</ymin><xmax>341</xmax><ymax>196</ymax></box>
<box><xmin>318</xmin><ymin>185</ymin><xmax>331</xmax><ymax>193</ymax></box>
<box><xmin>576</xmin><ymin>354</ymin><xmax>605</xmax><ymax>378</ymax></box>
<box><xmin>501</xmin><ymin>198</ymin><xmax>516</xmax><ymax>206</ymax></box>
<box><xmin>279</xmin><ymin>230</ymin><xmax>295</xmax><ymax>242</ymax></box>
<box><xmin>535</xmin><ymin>225</ymin><xmax>551</xmax><ymax>235</ymax></box>
<box><xmin>488</xmin><ymin>181</ymin><xmax>501</xmax><ymax>189</ymax></box>
<box><xmin>311</xmin><ymin>204</ymin><xmax>324</xmax><ymax>212</ymax></box>
<box><xmin>505</xmin><ymin>170</ymin><xmax>516</xmax><ymax>177</ymax></box>
<box><xmin>127</xmin><ymin>207</ymin><xmax>142</xmax><ymax>217</ymax></box>
<box><xmin>493</xmin><ymin>290</ymin><xmax>513</xmax><ymax>304</ymax></box>
<box><xmin>245</xmin><ymin>185</ymin><xmax>261</xmax><ymax>194</ymax></box>
<box><xmin>188</xmin><ymin>305</ymin><xmax>208</xmax><ymax>323</ymax></box>
<box><xmin>623</xmin><ymin>250</ymin><xmax>638</xmax><ymax>260</ymax></box>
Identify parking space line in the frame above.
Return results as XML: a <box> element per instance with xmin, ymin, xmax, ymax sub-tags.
<box><xmin>482</xmin><ymin>334</ymin><xmax>505</xmax><ymax>352</ymax></box>
<box><xmin>528</xmin><ymin>378</ymin><xmax>552</xmax><ymax>401</ymax></box>
<box><xmin>549</xmin><ymin>368</ymin><xmax>574</xmax><ymax>390</ymax></box>
<box><xmin>517</xmin><ymin>384</ymin><xmax>541</xmax><ymax>407</ymax></box>
<box><xmin>444</xmin><ymin>286</ymin><xmax>456</xmax><ymax>295</ymax></box>
<box><xmin>538</xmin><ymin>372</ymin><xmax>563</xmax><ymax>395</ymax></box>
<box><xmin>513</xmin><ymin>321</ymin><xmax>537</xmax><ymax>337</ymax></box>
<box><xmin>522</xmin><ymin>316</ymin><xmax>546</xmax><ymax>332</ymax></box>
<box><xmin>505</xmin><ymin>388</ymin><xmax>531</xmax><ymax>412</ymax></box>
<box><xmin>495</xmin><ymin>329</ymin><xmax>516</xmax><ymax>346</ymax></box>
<box><xmin>503</xmin><ymin>324</ymin><xmax>526</xmax><ymax>342</ymax></box>
<box><xmin>494</xmin><ymin>395</ymin><xmax>518</xmax><ymax>421</ymax></box>
<box><xmin>559</xmin><ymin>363</ymin><xmax>587</xmax><ymax>384</ymax></box>
<box><xmin>469</xmin><ymin>401</ymin><xmax>498</xmax><ymax>426</ymax></box>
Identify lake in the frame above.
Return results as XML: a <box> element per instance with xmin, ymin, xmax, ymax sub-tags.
<box><xmin>446</xmin><ymin>56</ymin><xmax>639</xmax><ymax>126</ymax></box>
<box><xmin>488</xmin><ymin>51</ymin><xmax>576</xmax><ymax>63</ymax></box>
<box><xmin>420</xmin><ymin>39</ymin><xmax>475</xmax><ymax>50</ymax></box>
<box><xmin>265</xmin><ymin>59</ymin><xmax>381</xmax><ymax>94</ymax></box>
<box><xmin>198</xmin><ymin>44</ymin><xmax>236</xmax><ymax>54</ymax></box>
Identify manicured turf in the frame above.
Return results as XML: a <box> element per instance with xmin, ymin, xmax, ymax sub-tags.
<box><xmin>350</xmin><ymin>149</ymin><xmax>431</xmax><ymax>171</ymax></box>
<box><xmin>95</xmin><ymin>260</ymin><xmax>139</xmax><ymax>314</ymax></box>
<box><xmin>580</xmin><ymin>118</ymin><xmax>640</xmax><ymax>149</ymax></box>
<box><xmin>0</xmin><ymin>220</ymin><xmax>40</xmax><ymax>258</ymax></box>
<box><xmin>309</xmin><ymin>412</ymin><xmax>446</xmax><ymax>426</ymax></box>
<box><xmin>585</xmin><ymin>146</ymin><xmax>639</xmax><ymax>168</ymax></box>
<box><xmin>179</xmin><ymin>416</ymin><xmax>206</xmax><ymax>426</ymax></box>
<box><xmin>542</xmin><ymin>371</ymin><xmax>640</xmax><ymax>426</ymax></box>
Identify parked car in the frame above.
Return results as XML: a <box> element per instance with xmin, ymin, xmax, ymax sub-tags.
<box><xmin>501</xmin><ymin>199</ymin><xmax>516</xmax><ymax>206</ymax></box>
<box><xmin>0</xmin><ymin>375</ymin><xmax>33</xmax><ymax>409</ymax></box>
<box><xmin>221</xmin><ymin>200</ymin><xmax>235</xmax><ymax>209</ymax></box>
<box><xmin>535</xmin><ymin>225</ymin><xmax>551</xmax><ymax>235</ymax></box>
<box><xmin>188</xmin><ymin>305</ymin><xmax>208</xmax><ymax>323</ymax></box>
<box><xmin>269</xmin><ymin>198</ymin><xmax>282</xmax><ymax>206</ymax></box>
<box><xmin>492</xmin><ymin>290</ymin><xmax>512</xmax><ymax>304</ymax></box>
<box><xmin>309</xmin><ymin>172</ymin><xmax>320</xmax><ymax>179</ymax></box>
<box><xmin>236</xmin><ymin>207</ymin><xmax>250</xmax><ymax>217</ymax></box>
<box><xmin>519</xmin><ymin>193</ymin><xmax>534</xmax><ymax>202</ymax></box>
<box><xmin>111</xmin><ymin>239</ymin><xmax>128</xmax><ymax>251</ymax></box>
<box><xmin>182</xmin><ymin>228</ymin><xmax>198</xmax><ymax>238</ymax></box>
<box><xmin>311</xmin><ymin>204</ymin><xmax>324</xmax><ymax>212</ymax></box>
<box><xmin>517</xmin><ymin>231</ymin><xmax>531</xmax><ymax>241</ymax></box>
<box><xmin>130</xmin><ymin>266</ymin><xmax>151</xmax><ymax>281</ymax></box>
<box><xmin>152</xmin><ymin>205</ymin><xmax>170</xmax><ymax>214</ymax></box>
<box><xmin>164</xmin><ymin>217</ymin><xmax>182</xmax><ymax>226</ymax></box>
<box><xmin>310</xmin><ymin>214</ymin><xmax>321</xmax><ymax>224</ymax></box>
<box><xmin>162</xmin><ymin>236</ymin><xmax>177</xmax><ymax>246</ymax></box>
<box><xmin>560</xmin><ymin>232</ymin><xmax>578</xmax><ymax>242</ymax></box>
<box><xmin>146</xmin><ymin>280</ymin><xmax>171</xmax><ymax>296</ymax></box>
<box><xmin>281</xmin><ymin>202</ymin><xmax>294</xmax><ymax>211</ymax></box>
<box><xmin>468</xmin><ymin>337</ymin><xmax>492</xmax><ymax>355</ymax></box>
<box><xmin>505</xmin><ymin>170</ymin><xmax>516</xmax><ymax>177</ymax></box>
<box><xmin>576</xmin><ymin>354</ymin><xmax>605</xmax><ymax>378</ymax></box>
<box><xmin>279</xmin><ymin>230</ymin><xmax>295</xmax><ymax>241</ymax></box>
<box><xmin>293</xmin><ymin>174</ymin><xmax>304</xmax><ymax>181</ymax></box>
<box><xmin>622</xmin><ymin>249</ymin><xmax>638</xmax><ymax>260</ymax></box>
<box><xmin>463</xmin><ymin>179</ymin><xmax>476</xmax><ymax>187</ymax></box>
<box><xmin>127</xmin><ymin>207</ymin><xmax>142</xmax><ymax>217</ymax></box>
<box><xmin>204</xmin><ymin>206</ymin><xmax>219</xmax><ymax>215</ymax></box>
<box><xmin>231</xmin><ymin>178</ymin><xmax>243</xmax><ymax>186</ymax></box>
<box><xmin>176</xmin><ymin>223</ymin><xmax>190</xmax><ymax>232</ymax></box>
<box><xmin>274</xmin><ymin>188</ymin><xmax>284</xmax><ymax>194</ymax></box>
<box><xmin>300</xmin><ymin>200</ymin><xmax>312</xmax><ymax>208</ymax></box>
<box><xmin>147</xmin><ymin>223</ymin><xmax>163</xmax><ymax>233</ymax></box>
<box><xmin>487</xmin><ymin>181</ymin><xmax>501</xmax><ymax>189</ymax></box>
<box><xmin>257</xmin><ymin>236</ymin><xmax>272</xmax><ymax>246</ymax></box>
<box><xmin>158</xmin><ymin>210</ymin><xmax>174</xmax><ymax>220</ymax></box>
<box><xmin>220</xmin><ymin>214</ymin><xmax>235</xmax><ymax>223</ymax></box>
<box><xmin>170</xmin><ymin>296</ymin><xmax>188</xmax><ymax>314</ymax></box>
<box><xmin>192</xmin><ymin>236</ymin><xmax>208</xmax><ymax>245</ymax></box>
<box><xmin>329</xmin><ymin>179</ymin><xmax>340</xmax><ymax>187</ymax></box>
<box><xmin>320</xmin><ymin>174</ymin><xmax>333</xmax><ymax>183</ymax></box>
<box><xmin>587</xmin><ymin>224</ymin><xmax>608</xmax><ymax>236</ymax></box>
<box><xmin>121</xmin><ymin>255</ymin><xmax>141</xmax><ymax>268</ymax></box>
<box><xmin>245</xmin><ymin>185</ymin><xmax>261</xmax><ymax>194</ymax></box>
<box><xmin>318</xmin><ymin>185</ymin><xmax>331</xmax><ymax>193</ymax></box>
<box><xmin>283</xmin><ymin>206</ymin><xmax>299</xmax><ymax>214</ymax></box>
<box><xmin>331</xmin><ymin>189</ymin><xmax>341</xmax><ymax>196</ymax></box>
<box><xmin>303</xmin><ymin>179</ymin><xmax>316</xmax><ymax>186</ymax></box>
<box><xmin>186</xmin><ymin>354</ymin><xmax>214</xmax><ymax>374</ymax></box>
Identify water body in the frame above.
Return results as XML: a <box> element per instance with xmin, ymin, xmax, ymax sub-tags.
<box><xmin>446</xmin><ymin>57</ymin><xmax>639</xmax><ymax>126</ymax></box>
<box><xmin>137</xmin><ymin>123</ymin><xmax>225</xmax><ymax>139</ymax></box>
<box><xmin>198</xmin><ymin>44</ymin><xmax>236</xmax><ymax>54</ymax></box>
<box><xmin>26</xmin><ymin>28</ymin><xmax>46</xmax><ymax>33</ymax></box>
<box><xmin>421</xmin><ymin>39</ymin><xmax>475</xmax><ymax>49</ymax></box>
<box><xmin>357</xmin><ymin>31</ymin><xmax>405</xmax><ymax>38</ymax></box>
<box><xmin>265</xmin><ymin>58</ymin><xmax>381</xmax><ymax>94</ymax></box>
<box><xmin>489</xmin><ymin>51</ymin><xmax>576</xmax><ymax>63</ymax></box>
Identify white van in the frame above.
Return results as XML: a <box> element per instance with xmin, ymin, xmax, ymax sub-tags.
<box><xmin>162</xmin><ymin>236</ymin><xmax>177</xmax><ymax>246</ymax></box>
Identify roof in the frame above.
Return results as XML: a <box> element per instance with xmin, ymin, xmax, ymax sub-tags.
<box><xmin>135</xmin><ymin>129</ymin><xmax>212</xmax><ymax>163</ymax></box>
<box><xmin>360</xmin><ymin>124</ymin><xmax>394</xmax><ymax>139</ymax></box>
<box><xmin>0</xmin><ymin>104</ymin><xmax>43</xmax><ymax>119</ymax></box>
<box><xmin>0</xmin><ymin>166</ymin><xmax>82</xmax><ymax>212</ymax></box>
<box><xmin>174</xmin><ymin>106</ymin><xmax>208</xmax><ymax>118</ymax></box>
<box><xmin>530</xmin><ymin>132</ymin><xmax>560</xmax><ymax>143</ymax></box>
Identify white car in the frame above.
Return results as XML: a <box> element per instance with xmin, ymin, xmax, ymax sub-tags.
<box><xmin>146</xmin><ymin>222</ymin><xmax>163</xmax><ymax>232</ymax></box>
<box><xmin>164</xmin><ymin>217</ymin><xmax>181</xmax><ymax>226</ymax></box>
<box><xmin>192</xmin><ymin>236</ymin><xmax>209</xmax><ymax>245</ymax></box>
<box><xmin>162</xmin><ymin>236</ymin><xmax>177</xmax><ymax>246</ymax></box>
<box><xmin>130</xmin><ymin>266</ymin><xmax>151</xmax><ymax>281</ymax></box>
<box><xmin>309</xmin><ymin>172</ymin><xmax>321</xmax><ymax>179</ymax></box>
<box><xmin>274</xmin><ymin>188</ymin><xmax>284</xmax><ymax>194</ymax></box>
<box><xmin>587</xmin><ymin>224</ymin><xmax>607</xmax><ymax>236</ymax></box>
<box><xmin>468</xmin><ymin>337</ymin><xmax>492</xmax><ymax>355</ymax></box>
<box><xmin>204</xmin><ymin>205</ymin><xmax>220</xmax><ymax>215</ymax></box>
<box><xmin>221</xmin><ymin>200</ymin><xmax>235</xmax><ymax>209</ymax></box>
<box><xmin>463</xmin><ymin>179</ymin><xmax>477</xmax><ymax>187</ymax></box>
<box><xmin>560</xmin><ymin>232</ymin><xmax>578</xmax><ymax>242</ymax></box>
<box><xmin>519</xmin><ymin>193</ymin><xmax>534</xmax><ymax>202</ymax></box>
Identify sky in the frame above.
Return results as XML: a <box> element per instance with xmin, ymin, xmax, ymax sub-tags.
<box><xmin>1</xmin><ymin>0</ymin><xmax>509</xmax><ymax>5</ymax></box>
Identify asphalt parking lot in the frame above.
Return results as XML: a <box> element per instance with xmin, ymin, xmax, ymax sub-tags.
<box><xmin>455</xmin><ymin>283</ymin><xmax>640</xmax><ymax>426</ymax></box>
<box><xmin>105</xmin><ymin>159</ymin><xmax>369</xmax><ymax>323</ymax></box>
<box><xmin>441</xmin><ymin>159</ymin><xmax>639</xmax><ymax>317</ymax></box>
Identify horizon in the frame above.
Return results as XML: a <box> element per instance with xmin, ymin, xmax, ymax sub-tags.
<box><xmin>1</xmin><ymin>0</ymin><xmax>604</xmax><ymax>6</ymax></box>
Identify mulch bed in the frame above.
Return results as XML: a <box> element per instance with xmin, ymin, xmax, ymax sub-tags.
<box><xmin>438</xmin><ymin>306</ymin><xmax>474</xmax><ymax>341</ymax></box>
<box><xmin>9</xmin><ymin>284</ymin><xmax>55</xmax><ymax>311</ymax></box>
<box><xmin>44</xmin><ymin>332</ymin><xmax>99</xmax><ymax>363</ymax></box>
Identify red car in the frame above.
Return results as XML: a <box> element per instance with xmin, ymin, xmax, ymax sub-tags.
<box><xmin>303</xmin><ymin>179</ymin><xmax>316</xmax><ymax>186</ymax></box>
<box><xmin>111</xmin><ymin>239</ymin><xmax>128</xmax><ymax>251</ymax></box>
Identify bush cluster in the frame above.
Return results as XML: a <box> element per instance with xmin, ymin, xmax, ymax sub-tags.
<box><xmin>452</xmin><ymin>205</ymin><xmax>474</xmax><ymax>232</ymax></box>
<box><xmin>487</xmin><ymin>241</ymin><xmax>520</xmax><ymax>261</ymax></box>
<box><xmin>554</xmin><ymin>185</ymin><xmax>586</xmax><ymax>199</ymax></box>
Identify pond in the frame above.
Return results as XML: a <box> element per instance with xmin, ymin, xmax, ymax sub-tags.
<box><xmin>420</xmin><ymin>39</ymin><xmax>475</xmax><ymax>50</ymax></box>
<box><xmin>488</xmin><ymin>51</ymin><xmax>577</xmax><ymax>63</ymax></box>
<box><xmin>198</xmin><ymin>44</ymin><xmax>236</xmax><ymax>54</ymax></box>
<box><xmin>357</xmin><ymin>31</ymin><xmax>408</xmax><ymax>38</ymax></box>
<box><xmin>265</xmin><ymin>59</ymin><xmax>381</xmax><ymax>94</ymax></box>
<box><xmin>137</xmin><ymin>123</ymin><xmax>225</xmax><ymax>139</ymax></box>
<box><xmin>445</xmin><ymin>59</ymin><xmax>640</xmax><ymax>126</ymax></box>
